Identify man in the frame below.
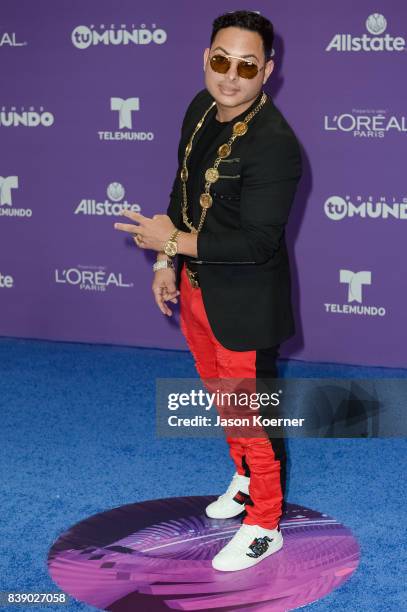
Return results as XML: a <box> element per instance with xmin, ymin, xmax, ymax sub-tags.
<box><xmin>114</xmin><ymin>10</ymin><xmax>302</xmax><ymax>571</ymax></box>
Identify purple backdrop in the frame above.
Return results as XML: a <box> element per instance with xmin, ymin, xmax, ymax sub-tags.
<box><xmin>1</xmin><ymin>1</ymin><xmax>406</xmax><ymax>367</ymax></box>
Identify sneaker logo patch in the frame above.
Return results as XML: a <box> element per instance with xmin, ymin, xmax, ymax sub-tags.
<box><xmin>246</xmin><ymin>536</ymin><xmax>273</xmax><ymax>558</ymax></box>
<box><xmin>232</xmin><ymin>491</ymin><xmax>250</xmax><ymax>505</ymax></box>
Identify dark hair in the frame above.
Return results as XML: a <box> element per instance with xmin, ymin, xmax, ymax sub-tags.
<box><xmin>210</xmin><ymin>10</ymin><xmax>274</xmax><ymax>60</ymax></box>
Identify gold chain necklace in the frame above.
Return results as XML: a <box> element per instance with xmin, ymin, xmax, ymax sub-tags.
<box><xmin>180</xmin><ymin>92</ymin><xmax>267</xmax><ymax>234</ymax></box>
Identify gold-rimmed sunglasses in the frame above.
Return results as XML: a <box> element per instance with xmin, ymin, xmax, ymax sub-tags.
<box><xmin>209</xmin><ymin>53</ymin><xmax>265</xmax><ymax>79</ymax></box>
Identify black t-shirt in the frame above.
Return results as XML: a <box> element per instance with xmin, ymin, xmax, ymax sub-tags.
<box><xmin>187</xmin><ymin>113</ymin><xmax>231</xmax><ymax>184</ymax></box>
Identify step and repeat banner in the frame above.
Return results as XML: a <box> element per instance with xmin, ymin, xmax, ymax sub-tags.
<box><xmin>1</xmin><ymin>1</ymin><xmax>406</xmax><ymax>367</ymax></box>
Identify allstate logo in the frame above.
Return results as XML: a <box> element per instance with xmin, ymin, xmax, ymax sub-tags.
<box><xmin>107</xmin><ymin>182</ymin><xmax>125</xmax><ymax>202</ymax></box>
<box><xmin>74</xmin><ymin>182</ymin><xmax>141</xmax><ymax>216</ymax></box>
<box><xmin>0</xmin><ymin>272</ymin><xmax>14</xmax><ymax>288</ymax></box>
<box><xmin>366</xmin><ymin>14</ymin><xmax>387</xmax><ymax>36</ymax></box>
<box><xmin>326</xmin><ymin>13</ymin><xmax>405</xmax><ymax>52</ymax></box>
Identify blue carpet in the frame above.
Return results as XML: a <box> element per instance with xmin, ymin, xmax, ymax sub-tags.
<box><xmin>0</xmin><ymin>337</ymin><xmax>405</xmax><ymax>611</ymax></box>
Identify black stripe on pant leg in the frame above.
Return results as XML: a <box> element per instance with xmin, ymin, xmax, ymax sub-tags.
<box><xmin>239</xmin><ymin>456</ymin><xmax>254</xmax><ymax>524</ymax></box>
<box><xmin>255</xmin><ymin>345</ymin><xmax>287</xmax><ymax>514</ymax></box>
<box><xmin>241</xmin><ymin>454</ymin><xmax>251</xmax><ymax>477</ymax></box>
<box><xmin>255</xmin><ymin>345</ymin><xmax>280</xmax><ymax>379</ymax></box>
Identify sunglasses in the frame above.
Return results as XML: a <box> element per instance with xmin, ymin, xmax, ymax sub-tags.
<box><xmin>209</xmin><ymin>53</ymin><xmax>264</xmax><ymax>79</ymax></box>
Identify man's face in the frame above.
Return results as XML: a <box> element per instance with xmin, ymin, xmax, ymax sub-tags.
<box><xmin>203</xmin><ymin>27</ymin><xmax>274</xmax><ymax>110</ymax></box>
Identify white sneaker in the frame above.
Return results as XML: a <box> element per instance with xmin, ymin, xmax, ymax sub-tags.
<box><xmin>205</xmin><ymin>472</ymin><xmax>250</xmax><ymax>519</ymax></box>
<box><xmin>212</xmin><ymin>523</ymin><xmax>283</xmax><ymax>571</ymax></box>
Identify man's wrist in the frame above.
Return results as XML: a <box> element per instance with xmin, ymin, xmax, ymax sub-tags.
<box><xmin>153</xmin><ymin>258</ymin><xmax>175</xmax><ymax>272</ymax></box>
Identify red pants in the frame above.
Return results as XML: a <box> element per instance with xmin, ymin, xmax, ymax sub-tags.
<box><xmin>179</xmin><ymin>262</ymin><xmax>286</xmax><ymax>530</ymax></box>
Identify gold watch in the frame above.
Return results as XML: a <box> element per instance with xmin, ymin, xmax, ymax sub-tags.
<box><xmin>163</xmin><ymin>229</ymin><xmax>180</xmax><ymax>257</ymax></box>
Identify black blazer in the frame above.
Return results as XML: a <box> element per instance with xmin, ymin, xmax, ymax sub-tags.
<box><xmin>167</xmin><ymin>88</ymin><xmax>302</xmax><ymax>351</ymax></box>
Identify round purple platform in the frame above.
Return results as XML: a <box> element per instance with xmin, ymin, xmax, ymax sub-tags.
<box><xmin>48</xmin><ymin>496</ymin><xmax>360</xmax><ymax>611</ymax></box>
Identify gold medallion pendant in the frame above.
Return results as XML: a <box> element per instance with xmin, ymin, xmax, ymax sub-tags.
<box><xmin>218</xmin><ymin>143</ymin><xmax>231</xmax><ymax>158</ymax></box>
<box><xmin>205</xmin><ymin>167</ymin><xmax>219</xmax><ymax>183</ymax></box>
<box><xmin>233</xmin><ymin>121</ymin><xmax>248</xmax><ymax>136</ymax></box>
<box><xmin>200</xmin><ymin>193</ymin><xmax>213</xmax><ymax>209</ymax></box>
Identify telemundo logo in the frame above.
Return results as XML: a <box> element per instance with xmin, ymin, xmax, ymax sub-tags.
<box><xmin>0</xmin><ymin>176</ymin><xmax>32</xmax><ymax>217</ymax></box>
<box><xmin>72</xmin><ymin>24</ymin><xmax>167</xmax><ymax>49</ymax></box>
<box><xmin>324</xmin><ymin>270</ymin><xmax>386</xmax><ymax>317</ymax></box>
<box><xmin>326</xmin><ymin>13</ymin><xmax>406</xmax><ymax>52</ymax></box>
<box><xmin>98</xmin><ymin>97</ymin><xmax>154</xmax><ymax>141</ymax></box>
<box><xmin>324</xmin><ymin>195</ymin><xmax>407</xmax><ymax>221</ymax></box>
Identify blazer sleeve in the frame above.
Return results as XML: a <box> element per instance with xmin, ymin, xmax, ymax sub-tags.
<box><xmin>197</xmin><ymin>128</ymin><xmax>302</xmax><ymax>264</ymax></box>
<box><xmin>166</xmin><ymin>136</ymin><xmax>184</xmax><ymax>227</ymax></box>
